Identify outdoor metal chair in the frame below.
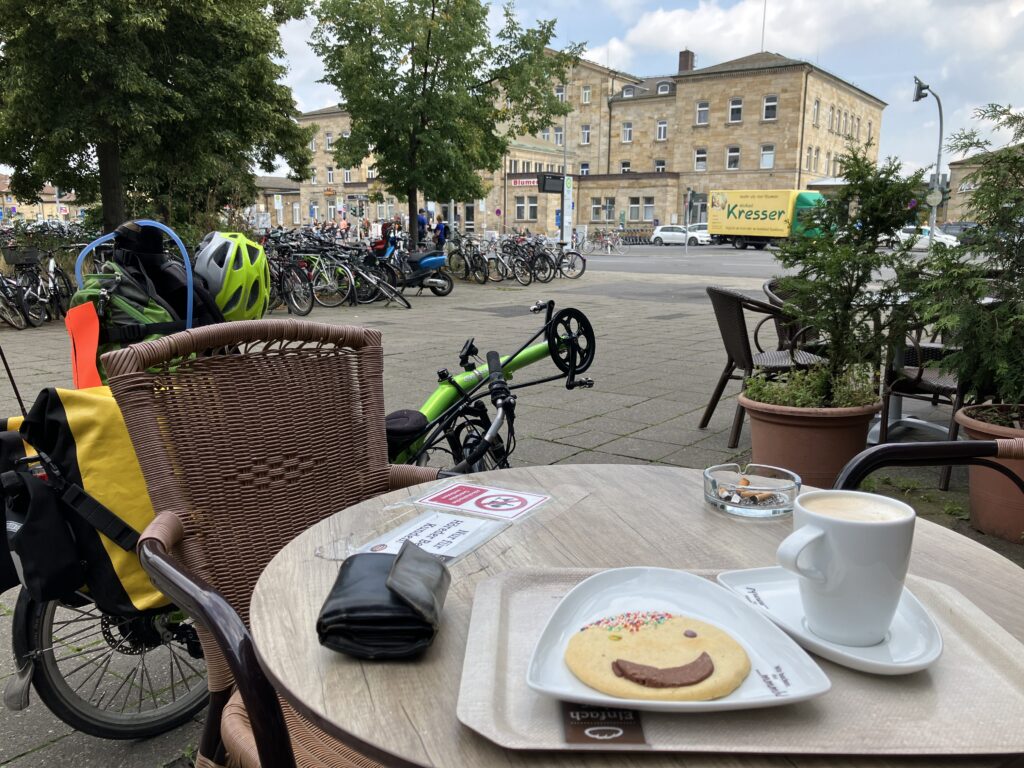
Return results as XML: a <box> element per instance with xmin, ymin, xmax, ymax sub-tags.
<box><xmin>104</xmin><ymin>319</ymin><xmax>441</xmax><ymax>768</ymax></box>
<box><xmin>699</xmin><ymin>285</ymin><xmax>825</xmax><ymax>449</ymax></box>
<box><xmin>762</xmin><ymin>278</ymin><xmax>823</xmax><ymax>353</ymax></box>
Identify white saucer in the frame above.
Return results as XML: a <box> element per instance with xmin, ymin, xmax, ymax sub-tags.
<box><xmin>716</xmin><ymin>567</ymin><xmax>942</xmax><ymax>675</ymax></box>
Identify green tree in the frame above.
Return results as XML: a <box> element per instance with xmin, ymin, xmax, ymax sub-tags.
<box><xmin>313</xmin><ymin>0</ymin><xmax>581</xmax><ymax>247</ymax></box>
<box><xmin>0</xmin><ymin>0</ymin><xmax>313</xmax><ymax>232</ymax></box>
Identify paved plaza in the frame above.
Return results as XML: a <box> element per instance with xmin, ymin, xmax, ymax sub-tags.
<box><xmin>0</xmin><ymin>259</ymin><xmax>979</xmax><ymax>766</ymax></box>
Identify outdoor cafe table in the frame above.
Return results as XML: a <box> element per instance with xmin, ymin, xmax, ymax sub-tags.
<box><xmin>249</xmin><ymin>465</ymin><xmax>1024</xmax><ymax>768</ymax></box>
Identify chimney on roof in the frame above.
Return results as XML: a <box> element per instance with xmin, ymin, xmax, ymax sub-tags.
<box><xmin>678</xmin><ymin>50</ymin><xmax>695</xmax><ymax>73</ymax></box>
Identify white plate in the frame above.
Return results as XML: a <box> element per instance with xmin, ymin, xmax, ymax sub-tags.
<box><xmin>525</xmin><ymin>567</ymin><xmax>831</xmax><ymax>712</ymax></box>
<box><xmin>716</xmin><ymin>567</ymin><xmax>943</xmax><ymax>675</ymax></box>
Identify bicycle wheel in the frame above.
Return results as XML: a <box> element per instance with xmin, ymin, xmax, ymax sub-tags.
<box><xmin>532</xmin><ymin>254</ymin><xmax>556</xmax><ymax>283</ymax></box>
<box><xmin>448</xmin><ymin>251</ymin><xmax>468</xmax><ymax>280</ymax></box>
<box><xmin>51</xmin><ymin>268</ymin><xmax>75</xmax><ymax>319</ymax></box>
<box><xmin>471</xmin><ymin>256</ymin><xmax>489</xmax><ymax>284</ymax></box>
<box><xmin>486</xmin><ymin>258</ymin><xmax>504</xmax><ymax>282</ymax></box>
<box><xmin>353</xmin><ymin>267</ymin><xmax>382</xmax><ymax>304</ymax></box>
<box><xmin>0</xmin><ymin>293</ymin><xmax>27</xmax><ymax>329</ymax></box>
<box><xmin>560</xmin><ymin>251</ymin><xmax>586</xmax><ymax>279</ymax></box>
<box><xmin>580</xmin><ymin>238</ymin><xmax>594</xmax><ymax>255</ymax></box>
<box><xmin>13</xmin><ymin>593</ymin><xmax>208</xmax><ymax>739</ymax></box>
<box><xmin>375</xmin><ymin>277</ymin><xmax>412</xmax><ymax>309</ymax></box>
<box><xmin>19</xmin><ymin>285</ymin><xmax>47</xmax><ymax>327</ymax></box>
<box><xmin>610</xmin><ymin>238</ymin><xmax>625</xmax><ymax>256</ymax></box>
<box><xmin>312</xmin><ymin>267</ymin><xmax>348</xmax><ymax>307</ymax></box>
<box><xmin>511</xmin><ymin>258</ymin><xmax>533</xmax><ymax>286</ymax></box>
<box><xmin>280</xmin><ymin>264</ymin><xmax>313</xmax><ymax>316</ymax></box>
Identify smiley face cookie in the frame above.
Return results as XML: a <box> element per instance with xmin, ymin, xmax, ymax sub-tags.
<box><xmin>564</xmin><ymin>611</ymin><xmax>751</xmax><ymax>701</ymax></box>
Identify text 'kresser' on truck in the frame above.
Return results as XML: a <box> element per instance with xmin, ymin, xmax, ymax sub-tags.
<box><xmin>707</xmin><ymin>190</ymin><xmax>823</xmax><ymax>249</ymax></box>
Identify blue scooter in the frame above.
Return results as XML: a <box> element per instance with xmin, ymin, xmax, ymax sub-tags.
<box><xmin>390</xmin><ymin>246</ymin><xmax>453</xmax><ymax>296</ymax></box>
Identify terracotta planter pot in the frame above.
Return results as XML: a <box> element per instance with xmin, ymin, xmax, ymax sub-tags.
<box><xmin>954</xmin><ymin>405</ymin><xmax>1024</xmax><ymax>543</ymax></box>
<box><xmin>738</xmin><ymin>395</ymin><xmax>881</xmax><ymax>489</ymax></box>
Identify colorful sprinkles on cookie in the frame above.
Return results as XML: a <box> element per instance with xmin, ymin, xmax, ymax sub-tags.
<box><xmin>581</xmin><ymin>611</ymin><xmax>675</xmax><ymax>633</ymax></box>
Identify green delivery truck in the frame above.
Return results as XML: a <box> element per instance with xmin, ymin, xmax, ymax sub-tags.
<box><xmin>707</xmin><ymin>189</ymin><xmax>823</xmax><ymax>249</ymax></box>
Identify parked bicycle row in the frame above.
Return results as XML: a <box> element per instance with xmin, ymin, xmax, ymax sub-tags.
<box><xmin>0</xmin><ymin>245</ymin><xmax>76</xmax><ymax>330</ymax></box>
<box><xmin>445</xmin><ymin>230</ymin><xmax>586</xmax><ymax>285</ymax></box>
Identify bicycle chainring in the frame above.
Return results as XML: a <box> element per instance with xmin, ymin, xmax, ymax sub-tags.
<box><xmin>545</xmin><ymin>308</ymin><xmax>596</xmax><ymax>375</ymax></box>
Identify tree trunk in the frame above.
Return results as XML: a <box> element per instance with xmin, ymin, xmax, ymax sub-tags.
<box><xmin>97</xmin><ymin>140</ymin><xmax>126</xmax><ymax>233</ymax></box>
<box><xmin>408</xmin><ymin>183</ymin><xmax>419</xmax><ymax>250</ymax></box>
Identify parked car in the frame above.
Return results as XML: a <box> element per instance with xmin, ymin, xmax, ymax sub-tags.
<box><xmin>887</xmin><ymin>225</ymin><xmax>958</xmax><ymax>250</ymax></box>
<box><xmin>942</xmin><ymin>221</ymin><xmax>981</xmax><ymax>246</ymax></box>
<box><xmin>650</xmin><ymin>225</ymin><xmax>710</xmax><ymax>246</ymax></box>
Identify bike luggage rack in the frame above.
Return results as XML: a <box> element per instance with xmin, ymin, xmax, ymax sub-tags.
<box><xmin>2</xmin><ymin>247</ymin><xmax>41</xmax><ymax>266</ymax></box>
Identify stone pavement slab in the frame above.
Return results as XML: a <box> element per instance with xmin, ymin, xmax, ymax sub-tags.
<box><xmin>0</xmin><ymin>268</ymin><xmax>961</xmax><ymax>766</ymax></box>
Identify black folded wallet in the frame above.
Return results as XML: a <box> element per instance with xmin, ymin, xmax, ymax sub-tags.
<box><xmin>316</xmin><ymin>540</ymin><xmax>451</xmax><ymax>660</ymax></box>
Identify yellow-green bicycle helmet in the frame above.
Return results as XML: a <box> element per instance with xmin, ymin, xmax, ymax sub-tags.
<box><xmin>194</xmin><ymin>232</ymin><xmax>270</xmax><ymax>322</ymax></box>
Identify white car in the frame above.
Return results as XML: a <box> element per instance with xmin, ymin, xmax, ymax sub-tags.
<box><xmin>651</xmin><ymin>225</ymin><xmax>710</xmax><ymax>246</ymax></box>
<box><xmin>890</xmin><ymin>225</ymin><xmax>958</xmax><ymax>250</ymax></box>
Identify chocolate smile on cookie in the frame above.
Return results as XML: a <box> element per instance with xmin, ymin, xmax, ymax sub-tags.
<box><xmin>611</xmin><ymin>652</ymin><xmax>715</xmax><ymax>688</ymax></box>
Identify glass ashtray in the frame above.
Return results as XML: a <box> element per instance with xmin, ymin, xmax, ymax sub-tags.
<box><xmin>703</xmin><ymin>463</ymin><xmax>800</xmax><ymax>519</ymax></box>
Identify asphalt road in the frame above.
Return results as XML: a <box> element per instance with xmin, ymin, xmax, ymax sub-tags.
<box><xmin>584</xmin><ymin>243</ymin><xmax>787</xmax><ymax>279</ymax></box>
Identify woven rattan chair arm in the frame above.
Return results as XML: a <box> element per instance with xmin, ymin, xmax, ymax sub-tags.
<box><xmin>102</xmin><ymin>319</ymin><xmax>382</xmax><ymax>375</ymax></box>
<box><xmin>997</xmin><ymin>438</ymin><xmax>1024</xmax><ymax>460</ymax></box>
<box><xmin>387</xmin><ymin>464</ymin><xmax>442</xmax><ymax>490</ymax></box>
<box><xmin>138</xmin><ymin>512</ymin><xmax>185</xmax><ymax>551</ymax></box>
<box><xmin>138</xmin><ymin>538</ymin><xmax>298</xmax><ymax>768</ymax></box>
<box><xmin>739</xmin><ymin>294</ymin><xmax>781</xmax><ymax>317</ymax></box>
<box><xmin>752</xmin><ymin>316</ymin><xmax>774</xmax><ymax>354</ymax></box>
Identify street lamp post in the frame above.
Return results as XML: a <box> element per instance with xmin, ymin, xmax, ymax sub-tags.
<box><xmin>913</xmin><ymin>76</ymin><xmax>944</xmax><ymax>248</ymax></box>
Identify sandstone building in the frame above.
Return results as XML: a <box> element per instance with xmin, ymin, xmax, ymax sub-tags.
<box><xmin>295</xmin><ymin>50</ymin><xmax>885</xmax><ymax>235</ymax></box>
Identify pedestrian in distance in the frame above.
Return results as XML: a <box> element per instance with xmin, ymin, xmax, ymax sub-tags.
<box><xmin>434</xmin><ymin>213</ymin><xmax>449</xmax><ymax>250</ymax></box>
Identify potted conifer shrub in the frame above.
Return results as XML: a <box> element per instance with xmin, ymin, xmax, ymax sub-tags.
<box><xmin>739</xmin><ymin>145</ymin><xmax>925</xmax><ymax>487</ymax></box>
<box><xmin>919</xmin><ymin>105</ymin><xmax>1024</xmax><ymax>542</ymax></box>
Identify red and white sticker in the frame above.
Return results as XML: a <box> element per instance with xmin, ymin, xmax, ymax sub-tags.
<box><xmin>416</xmin><ymin>483</ymin><xmax>551</xmax><ymax>521</ymax></box>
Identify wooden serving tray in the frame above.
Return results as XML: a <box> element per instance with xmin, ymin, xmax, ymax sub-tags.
<box><xmin>456</xmin><ymin>567</ymin><xmax>1024</xmax><ymax>754</ymax></box>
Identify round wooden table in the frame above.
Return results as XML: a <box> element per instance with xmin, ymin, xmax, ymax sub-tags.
<box><xmin>250</xmin><ymin>465</ymin><xmax>1024</xmax><ymax>767</ymax></box>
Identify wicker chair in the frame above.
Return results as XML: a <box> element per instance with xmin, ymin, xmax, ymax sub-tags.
<box><xmin>699</xmin><ymin>286</ymin><xmax>825</xmax><ymax>449</ymax></box>
<box><xmin>103</xmin><ymin>319</ymin><xmax>441</xmax><ymax>768</ymax></box>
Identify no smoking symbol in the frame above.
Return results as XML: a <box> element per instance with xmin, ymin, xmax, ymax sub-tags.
<box><xmin>475</xmin><ymin>494</ymin><xmax>528</xmax><ymax>511</ymax></box>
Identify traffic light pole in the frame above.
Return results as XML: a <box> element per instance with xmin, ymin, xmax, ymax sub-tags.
<box><xmin>914</xmin><ymin>76</ymin><xmax>943</xmax><ymax>248</ymax></box>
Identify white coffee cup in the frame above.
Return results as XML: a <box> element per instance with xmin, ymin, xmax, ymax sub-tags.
<box><xmin>776</xmin><ymin>490</ymin><xmax>916</xmax><ymax>647</ymax></box>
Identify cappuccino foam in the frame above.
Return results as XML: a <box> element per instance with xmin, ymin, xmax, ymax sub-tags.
<box><xmin>801</xmin><ymin>494</ymin><xmax>911</xmax><ymax>522</ymax></box>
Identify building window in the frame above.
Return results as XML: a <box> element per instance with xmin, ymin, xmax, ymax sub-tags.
<box><xmin>620</xmin><ymin>161</ymin><xmax>631</xmax><ymax>173</ymax></box>
<box><xmin>643</xmin><ymin>197</ymin><xmax>655</xmax><ymax>222</ymax></box>
<box><xmin>515</xmin><ymin>196</ymin><xmax>538</xmax><ymax>220</ymax></box>
<box><xmin>603</xmin><ymin>197</ymin><xmax>615</xmax><ymax>220</ymax></box>
<box><xmin>580</xmin><ymin>162</ymin><xmax>590</xmax><ymax>176</ymax></box>
<box><xmin>868</xmin><ymin>120</ymin><xmax>873</xmax><ymax>141</ymax></box>
<box><xmin>696</xmin><ymin>101</ymin><xmax>709</xmax><ymax>125</ymax></box>
<box><xmin>654</xmin><ymin>159</ymin><xmax>666</xmax><ymax>172</ymax></box>
<box><xmin>376</xmin><ymin>202</ymin><xmax>385</xmax><ymax>219</ymax></box>
<box><xmin>843</xmin><ymin>111</ymin><xmax>849</xmax><ymax>135</ymax></box>
<box><xmin>311</xmin><ymin>201</ymin><xmax>320</xmax><ymax>220</ymax></box>
<box><xmin>812</xmin><ymin>99</ymin><xmax>820</xmax><ymax>126</ymax></box>
<box><xmin>292</xmin><ymin>202</ymin><xmax>300</xmax><ymax>225</ymax></box>
<box><xmin>325</xmin><ymin>132</ymin><xmax>333</xmax><ymax>150</ymax></box>
<box><xmin>311</xmin><ymin>168</ymin><xmax>318</xmax><ymax>185</ymax></box>
<box><xmin>547</xmin><ymin>163</ymin><xmax>554</xmax><ymax>172</ymax></box>
<box><xmin>657</xmin><ymin>82</ymin><xmax>670</xmax><ymax>95</ymax></box>
<box><xmin>326</xmin><ymin>167</ymin><xmax>334</xmax><ymax>183</ymax></box>
<box><xmin>343</xmin><ymin>168</ymin><xmax>352</xmax><ymax>183</ymax></box>
<box><xmin>814</xmin><ymin>147</ymin><xmax>820</xmax><ymax>172</ymax></box>
<box><xmin>327</xmin><ymin>203</ymin><xmax>336</xmax><ymax>220</ymax></box>
<box><xmin>695</xmin><ymin>147</ymin><xmax>707</xmax><ymax>171</ymax></box>
<box><xmin>367</xmin><ymin>166</ymin><xmax>376</xmax><ymax>180</ymax></box>
<box><xmin>806</xmin><ymin>147</ymin><xmax>813</xmax><ymax>171</ymax></box>
<box><xmin>528</xmin><ymin>196</ymin><xmax>537</xmax><ymax>219</ymax></box>
<box><xmin>828</xmin><ymin>106</ymin><xmax>834</xmax><ymax>131</ymax></box>
<box><xmin>726</xmin><ymin>146</ymin><xmax>740</xmax><ymax>170</ymax></box>
<box><xmin>826</xmin><ymin>151</ymin><xmax>832</xmax><ymax>175</ymax></box>
<box><xmin>656</xmin><ymin>120</ymin><xmax>668</xmax><ymax>141</ymax></box>
<box><xmin>541</xmin><ymin>127</ymin><xmax>550</xmax><ymax>142</ymax></box>
<box><xmin>554</xmin><ymin>126</ymin><xmax>563</xmax><ymax>146</ymax></box>
<box><xmin>763</xmin><ymin>95</ymin><xmax>778</xmax><ymax>120</ymax></box>
<box><xmin>856</xmin><ymin>117</ymin><xmax>861</xmax><ymax>139</ymax></box>
<box><xmin>523</xmin><ymin>161</ymin><xmax>531</xmax><ymax>172</ymax></box>
<box><xmin>591</xmin><ymin>197</ymin><xmax>602</xmax><ymax>220</ymax></box>
<box><xmin>510</xmin><ymin>159</ymin><xmax>519</xmax><ymax>173</ymax></box>
<box><xmin>343</xmin><ymin>129</ymin><xmax>351</xmax><ymax>138</ymax></box>
<box><xmin>558</xmin><ymin>165</ymin><xmax>564</xmax><ymax>172</ymax></box>
<box><xmin>760</xmin><ymin>144</ymin><xmax>775</xmax><ymax>170</ymax></box>
<box><xmin>623</xmin><ymin>86</ymin><xmax>635</xmax><ymax>98</ymax></box>
<box><xmin>515</xmin><ymin>196</ymin><xmax>526</xmax><ymax>220</ymax></box>
<box><xmin>622</xmin><ymin>122</ymin><xmax>632</xmax><ymax>143</ymax></box>
<box><xmin>580</xmin><ymin>124</ymin><xmax>591</xmax><ymax>145</ymax></box>
<box><xmin>582</xmin><ymin>85</ymin><xmax>591</xmax><ymax>104</ymax></box>
<box><xmin>554</xmin><ymin>84</ymin><xmax>565</xmax><ymax>102</ymax></box>
<box><xmin>309</xmin><ymin>137</ymin><xmax>316</xmax><ymax>152</ymax></box>
<box><xmin>729</xmin><ymin>98</ymin><xmax>743</xmax><ymax>123</ymax></box>
<box><xmin>629</xmin><ymin>197</ymin><xmax>640</xmax><ymax>221</ymax></box>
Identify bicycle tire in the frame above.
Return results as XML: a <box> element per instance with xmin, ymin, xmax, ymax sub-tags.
<box><xmin>532</xmin><ymin>254</ymin><xmax>556</xmax><ymax>283</ymax></box>
<box><xmin>512</xmin><ymin>258</ymin><xmax>533</xmax><ymax>286</ymax></box>
<box><xmin>580</xmin><ymin>238</ymin><xmax>594</xmax><ymax>255</ymax></box>
<box><xmin>560</xmin><ymin>251</ymin><xmax>586</xmax><ymax>279</ymax></box>
<box><xmin>312</xmin><ymin>266</ymin><xmax>348</xmax><ymax>307</ymax></box>
<box><xmin>471</xmin><ymin>256</ymin><xmax>489</xmax><ymax>284</ymax></box>
<box><xmin>375</xmin><ymin>278</ymin><xmax>412</xmax><ymax>309</ymax></box>
<box><xmin>448</xmin><ymin>251</ymin><xmax>468</xmax><ymax>280</ymax></box>
<box><xmin>353</xmin><ymin>267</ymin><xmax>382</xmax><ymax>304</ymax></box>
<box><xmin>486</xmin><ymin>258</ymin><xmax>504</xmax><ymax>282</ymax></box>
<box><xmin>0</xmin><ymin>293</ymin><xmax>27</xmax><ymax>329</ymax></box>
<box><xmin>19</xmin><ymin>285</ymin><xmax>47</xmax><ymax>327</ymax></box>
<box><xmin>12</xmin><ymin>593</ymin><xmax>208</xmax><ymax>739</ymax></box>
<box><xmin>281</xmin><ymin>264</ymin><xmax>313</xmax><ymax>316</ymax></box>
<box><xmin>52</xmin><ymin>267</ymin><xmax>75</xmax><ymax>318</ymax></box>
<box><xmin>610</xmin><ymin>239</ymin><xmax>625</xmax><ymax>256</ymax></box>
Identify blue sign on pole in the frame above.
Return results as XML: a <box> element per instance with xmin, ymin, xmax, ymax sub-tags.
<box><xmin>555</xmin><ymin>209</ymin><xmax>562</xmax><ymax>227</ymax></box>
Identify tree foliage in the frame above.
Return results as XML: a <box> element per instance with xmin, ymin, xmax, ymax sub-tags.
<box><xmin>767</xmin><ymin>144</ymin><xmax>925</xmax><ymax>408</ymax></box>
<box><xmin>920</xmin><ymin>104</ymin><xmax>1024</xmax><ymax>405</ymax></box>
<box><xmin>313</xmin><ymin>0</ymin><xmax>581</xmax><ymax>245</ymax></box>
<box><xmin>0</xmin><ymin>0</ymin><xmax>313</xmax><ymax>231</ymax></box>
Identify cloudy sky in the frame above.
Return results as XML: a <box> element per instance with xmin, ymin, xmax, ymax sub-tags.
<box><xmin>280</xmin><ymin>0</ymin><xmax>1024</xmax><ymax>177</ymax></box>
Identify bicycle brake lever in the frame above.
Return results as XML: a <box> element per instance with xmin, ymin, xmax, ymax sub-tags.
<box><xmin>529</xmin><ymin>300</ymin><xmax>546</xmax><ymax>314</ymax></box>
